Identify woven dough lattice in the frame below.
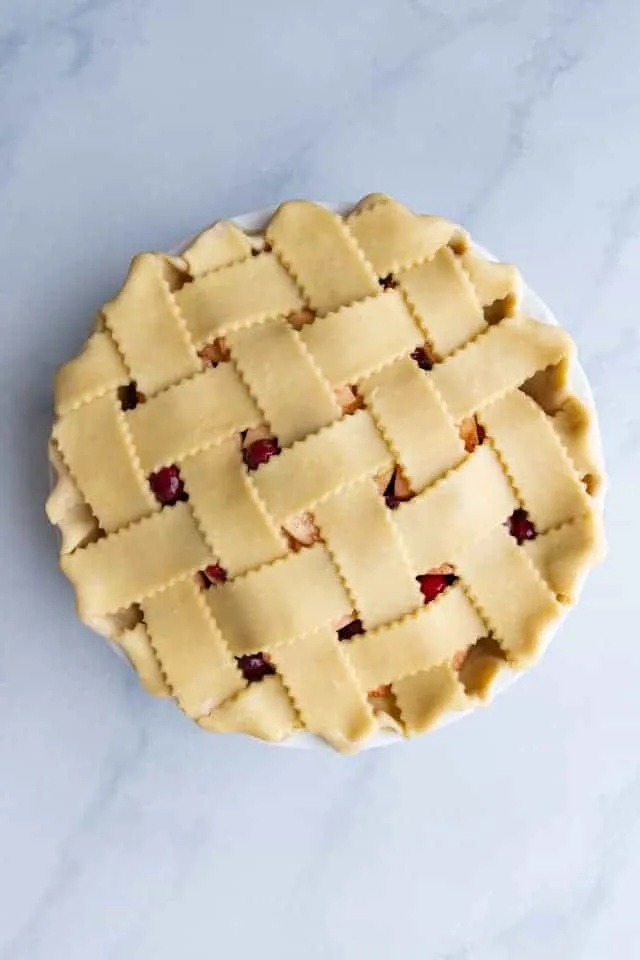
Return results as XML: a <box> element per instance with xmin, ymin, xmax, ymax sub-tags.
<box><xmin>47</xmin><ymin>194</ymin><xmax>604</xmax><ymax>752</ymax></box>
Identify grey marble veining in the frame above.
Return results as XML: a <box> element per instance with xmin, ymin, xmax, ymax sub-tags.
<box><xmin>0</xmin><ymin>1</ymin><xmax>638</xmax><ymax>957</ymax></box>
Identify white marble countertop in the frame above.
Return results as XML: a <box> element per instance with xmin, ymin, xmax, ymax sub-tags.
<box><xmin>1</xmin><ymin>1</ymin><xmax>637</xmax><ymax>957</ymax></box>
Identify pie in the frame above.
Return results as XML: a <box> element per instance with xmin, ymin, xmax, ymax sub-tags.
<box><xmin>46</xmin><ymin>193</ymin><xmax>605</xmax><ymax>752</ymax></box>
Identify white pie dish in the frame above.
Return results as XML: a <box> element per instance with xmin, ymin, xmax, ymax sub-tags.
<box><xmin>65</xmin><ymin>200</ymin><xmax>605</xmax><ymax>752</ymax></box>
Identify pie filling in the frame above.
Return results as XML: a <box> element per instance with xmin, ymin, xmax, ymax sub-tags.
<box><xmin>47</xmin><ymin>194</ymin><xmax>604</xmax><ymax>752</ymax></box>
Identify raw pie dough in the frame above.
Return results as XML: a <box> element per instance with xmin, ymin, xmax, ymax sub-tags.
<box><xmin>46</xmin><ymin>194</ymin><xmax>605</xmax><ymax>752</ymax></box>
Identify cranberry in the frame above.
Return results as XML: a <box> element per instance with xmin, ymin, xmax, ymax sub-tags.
<box><xmin>507</xmin><ymin>509</ymin><xmax>537</xmax><ymax>544</ymax></box>
<box><xmin>337</xmin><ymin>619</ymin><xmax>365</xmax><ymax>641</ymax></box>
<box><xmin>417</xmin><ymin>573</ymin><xmax>456</xmax><ymax>604</ymax></box>
<box><xmin>379</xmin><ymin>274</ymin><xmax>397</xmax><ymax>289</ymax></box>
<box><xmin>244</xmin><ymin>437</ymin><xmax>280</xmax><ymax>470</ymax></box>
<box><xmin>411</xmin><ymin>347</ymin><xmax>433</xmax><ymax>372</ymax></box>
<box><xmin>203</xmin><ymin>563</ymin><xmax>227</xmax><ymax>585</ymax></box>
<box><xmin>148</xmin><ymin>465</ymin><xmax>186</xmax><ymax>505</ymax></box>
<box><xmin>119</xmin><ymin>382</ymin><xmax>142</xmax><ymax>411</ymax></box>
<box><xmin>236</xmin><ymin>653</ymin><xmax>276</xmax><ymax>683</ymax></box>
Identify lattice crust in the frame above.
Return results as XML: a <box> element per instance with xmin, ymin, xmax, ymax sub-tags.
<box><xmin>398</xmin><ymin>246</ymin><xmax>486</xmax><ymax>356</ymax></box>
<box><xmin>524</xmin><ymin>512</ymin><xmax>604</xmax><ymax>603</ymax></box>
<box><xmin>103</xmin><ymin>254</ymin><xmax>201</xmax><ymax>396</ymax></box>
<box><xmin>393</xmin><ymin>664</ymin><xmax>469</xmax><ymax>736</ymax></box>
<box><xmin>346</xmin><ymin>194</ymin><xmax>458</xmax><ymax>275</ymax></box>
<box><xmin>394</xmin><ymin>446</ymin><xmax>517</xmax><ymax>571</ymax></box>
<box><xmin>266</xmin><ymin>200</ymin><xmax>379</xmax><ymax>314</ymax></box>
<box><xmin>180</xmin><ymin>220</ymin><xmax>253</xmax><ymax>277</ymax></box>
<box><xmin>127</xmin><ymin>365</ymin><xmax>261</xmax><ymax>472</ymax></box>
<box><xmin>252</xmin><ymin>410</ymin><xmax>392</xmax><ymax>523</ymax></box>
<box><xmin>314</xmin><ymin>481</ymin><xmax>422</xmax><ymax>630</ymax></box>
<box><xmin>430</xmin><ymin>317</ymin><xmax>573</xmax><ymax>421</ymax></box>
<box><xmin>226</xmin><ymin>318</ymin><xmax>341</xmax><ymax>445</ymax></box>
<box><xmin>175</xmin><ymin>253</ymin><xmax>304</xmax><ymax>345</ymax></box>
<box><xmin>360</xmin><ymin>357</ymin><xmax>464</xmax><ymax>491</ymax></box>
<box><xmin>456</xmin><ymin>526</ymin><xmax>561</xmax><ymax>666</ymax></box>
<box><xmin>62</xmin><ymin>503</ymin><xmax>210</xmax><ymax>619</ymax></box>
<box><xmin>197</xmin><ymin>675</ymin><xmax>299</xmax><ymax>741</ymax></box>
<box><xmin>479</xmin><ymin>390</ymin><xmax>591</xmax><ymax>532</ymax></box>
<box><xmin>299</xmin><ymin>290</ymin><xmax>423</xmax><ymax>388</ymax></box>
<box><xmin>550</xmin><ymin>397</ymin><xmax>603</xmax><ymax>494</ymax></box>
<box><xmin>180</xmin><ymin>440</ymin><xmax>287</xmax><ymax>576</ymax></box>
<box><xmin>48</xmin><ymin>193</ymin><xmax>605</xmax><ymax>753</ymax></box>
<box><xmin>274</xmin><ymin>626</ymin><xmax>376</xmax><ymax>751</ymax></box>
<box><xmin>346</xmin><ymin>587</ymin><xmax>485</xmax><ymax>691</ymax></box>
<box><xmin>54</xmin><ymin>393</ymin><xmax>157</xmax><ymax>533</ymax></box>
<box><xmin>54</xmin><ymin>331</ymin><xmax>128</xmax><ymax>415</ymax></box>
<box><xmin>143</xmin><ymin>579</ymin><xmax>245</xmax><ymax>718</ymax></box>
<box><xmin>207</xmin><ymin>545</ymin><xmax>352</xmax><ymax>655</ymax></box>
<box><xmin>461</xmin><ymin>250</ymin><xmax>522</xmax><ymax>312</ymax></box>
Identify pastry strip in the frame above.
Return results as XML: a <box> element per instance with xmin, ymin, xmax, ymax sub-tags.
<box><xmin>207</xmin><ymin>544</ymin><xmax>351</xmax><ymax>654</ymax></box>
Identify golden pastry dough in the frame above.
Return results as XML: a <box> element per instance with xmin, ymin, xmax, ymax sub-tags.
<box><xmin>48</xmin><ymin>194</ymin><xmax>604</xmax><ymax>752</ymax></box>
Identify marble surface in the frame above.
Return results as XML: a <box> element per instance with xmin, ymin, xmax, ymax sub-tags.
<box><xmin>0</xmin><ymin>0</ymin><xmax>637</xmax><ymax>956</ymax></box>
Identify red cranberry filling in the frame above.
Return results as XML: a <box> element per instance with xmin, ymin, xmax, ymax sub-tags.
<box><xmin>383</xmin><ymin>468</ymin><xmax>413</xmax><ymax>510</ymax></box>
<box><xmin>149</xmin><ymin>465</ymin><xmax>186</xmax><ymax>506</ymax></box>
<box><xmin>337</xmin><ymin>619</ymin><xmax>365</xmax><ymax>641</ymax></box>
<box><xmin>507</xmin><ymin>509</ymin><xmax>537</xmax><ymax>544</ymax></box>
<box><xmin>236</xmin><ymin>653</ymin><xmax>275</xmax><ymax>683</ymax></box>
<box><xmin>118</xmin><ymin>382</ymin><xmax>142</xmax><ymax>411</ymax></box>
<box><xmin>244</xmin><ymin>437</ymin><xmax>280</xmax><ymax>470</ymax></box>
<box><xmin>411</xmin><ymin>347</ymin><xmax>433</xmax><ymax>372</ymax></box>
<box><xmin>203</xmin><ymin>563</ymin><xmax>228</xmax><ymax>586</ymax></box>
<box><xmin>417</xmin><ymin>572</ymin><xmax>457</xmax><ymax>604</ymax></box>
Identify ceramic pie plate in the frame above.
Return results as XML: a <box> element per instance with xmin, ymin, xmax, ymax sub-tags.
<box><xmin>60</xmin><ymin>201</ymin><xmax>606</xmax><ymax>751</ymax></box>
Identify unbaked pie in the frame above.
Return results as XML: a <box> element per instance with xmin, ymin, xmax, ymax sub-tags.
<box><xmin>46</xmin><ymin>194</ymin><xmax>605</xmax><ymax>752</ymax></box>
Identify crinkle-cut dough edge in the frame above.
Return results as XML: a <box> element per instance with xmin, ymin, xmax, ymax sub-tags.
<box><xmin>345</xmin><ymin>192</ymin><xmax>458</xmax><ymax>275</ymax></box>
<box><xmin>393</xmin><ymin>445</ymin><xmax>517</xmax><ymax>574</ymax></box>
<box><xmin>227</xmin><ymin>318</ymin><xmax>341</xmax><ymax>447</ymax></box>
<box><xmin>62</xmin><ymin>502</ymin><xmax>211</xmax><ymax>620</ymax></box>
<box><xmin>393</xmin><ymin>663</ymin><xmax>470</xmax><ymax>736</ymax></box>
<box><xmin>126</xmin><ymin>364</ymin><xmax>261</xmax><ymax>474</ymax></box>
<box><xmin>53</xmin><ymin>393</ymin><xmax>158</xmax><ymax>535</ymax></box>
<box><xmin>113</xmin><ymin>622</ymin><xmax>171</xmax><ymax>698</ymax></box>
<box><xmin>429</xmin><ymin>315</ymin><xmax>574</xmax><ymax>421</ymax></box>
<box><xmin>46</xmin><ymin>440</ymin><xmax>101</xmax><ymax>554</ymax></box>
<box><xmin>460</xmin><ymin>249</ymin><xmax>523</xmax><ymax>311</ymax></box>
<box><xmin>550</xmin><ymin>396</ymin><xmax>604</xmax><ymax>496</ymax></box>
<box><xmin>175</xmin><ymin>251</ymin><xmax>304</xmax><ymax>346</ymax></box>
<box><xmin>524</xmin><ymin>511</ymin><xmax>605</xmax><ymax>603</ymax></box>
<box><xmin>197</xmin><ymin>676</ymin><xmax>300</xmax><ymax>742</ymax></box>
<box><xmin>103</xmin><ymin>253</ymin><xmax>201</xmax><ymax>397</ymax></box>
<box><xmin>345</xmin><ymin>586</ymin><xmax>485</xmax><ymax>692</ymax></box>
<box><xmin>143</xmin><ymin>579</ymin><xmax>245</xmax><ymax>718</ymax></box>
<box><xmin>54</xmin><ymin>330</ymin><xmax>129</xmax><ymax>415</ymax></box>
<box><xmin>479</xmin><ymin>389</ymin><xmax>591</xmax><ymax>533</ymax></box>
<box><xmin>521</xmin><ymin>360</ymin><xmax>570</xmax><ymax>413</ymax></box>
<box><xmin>252</xmin><ymin>409</ymin><xmax>392</xmax><ymax>524</ymax></box>
<box><xmin>265</xmin><ymin>199</ymin><xmax>379</xmax><ymax>316</ymax></box>
<box><xmin>207</xmin><ymin>543</ymin><xmax>351</xmax><ymax>655</ymax></box>
<box><xmin>274</xmin><ymin>627</ymin><xmax>376</xmax><ymax>753</ymax></box>
<box><xmin>182</xmin><ymin>441</ymin><xmax>287</xmax><ymax>576</ymax></box>
<box><xmin>397</xmin><ymin>246</ymin><xmax>486</xmax><ymax>358</ymax></box>
<box><xmin>181</xmin><ymin>219</ymin><xmax>253</xmax><ymax>277</ymax></box>
<box><xmin>456</xmin><ymin>526</ymin><xmax>562</xmax><ymax>667</ymax></box>
<box><xmin>314</xmin><ymin>480</ymin><xmax>422</xmax><ymax>632</ymax></box>
<box><xmin>360</xmin><ymin>357</ymin><xmax>464</xmax><ymax>493</ymax></box>
<box><xmin>299</xmin><ymin>290</ymin><xmax>423</xmax><ymax>389</ymax></box>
